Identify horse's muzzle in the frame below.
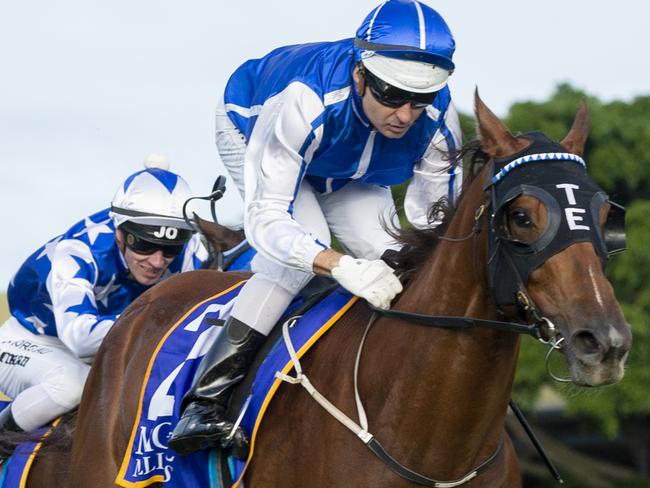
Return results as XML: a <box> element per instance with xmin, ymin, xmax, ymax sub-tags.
<box><xmin>568</xmin><ymin>322</ymin><xmax>632</xmax><ymax>385</ymax></box>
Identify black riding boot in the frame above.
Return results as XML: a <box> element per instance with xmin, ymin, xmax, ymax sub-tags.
<box><xmin>0</xmin><ymin>405</ymin><xmax>22</xmax><ymax>433</ymax></box>
<box><xmin>168</xmin><ymin>317</ymin><xmax>265</xmax><ymax>457</ymax></box>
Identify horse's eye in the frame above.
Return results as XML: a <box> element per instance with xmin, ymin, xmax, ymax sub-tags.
<box><xmin>510</xmin><ymin>210</ymin><xmax>532</xmax><ymax>228</ymax></box>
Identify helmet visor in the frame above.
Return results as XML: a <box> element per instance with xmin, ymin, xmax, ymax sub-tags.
<box><xmin>120</xmin><ymin>220</ymin><xmax>192</xmax><ymax>258</ymax></box>
<box><xmin>361</xmin><ymin>54</ymin><xmax>450</xmax><ymax>93</ymax></box>
<box><xmin>362</xmin><ymin>67</ymin><xmax>437</xmax><ymax>109</ymax></box>
<box><xmin>124</xmin><ymin>232</ymin><xmax>185</xmax><ymax>258</ymax></box>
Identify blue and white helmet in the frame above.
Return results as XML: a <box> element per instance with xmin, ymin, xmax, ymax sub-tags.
<box><xmin>355</xmin><ymin>0</ymin><xmax>455</xmax><ymax>93</ymax></box>
<box><xmin>110</xmin><ymin>154</ymin><xmax>195</xmax><ymax>234</ymax></box>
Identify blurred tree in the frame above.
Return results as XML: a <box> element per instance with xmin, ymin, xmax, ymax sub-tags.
<box><xmin>506</xmin><ymin>83</ymin><xmax>650</xmax><ymax>205</ymax></box>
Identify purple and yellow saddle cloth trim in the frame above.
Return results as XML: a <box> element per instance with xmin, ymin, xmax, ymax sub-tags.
<box><xmin>0</xmin><ymin>417</ymin><xmax>61</xmax><ymax>488</ymax></box>
<box><xmin>116</xmin><ymin>280</ymin><xmax>248</xmax><ymax>488</ymax></box>
<box><xmin>113</xmin><ymin>277</ymin><xmax>355</xmax><ymax>487</ymax></box>
<box><xmin>231</xmin><ymin>289</ymin><xmax>358</xmax><ymax>486</ymax></box>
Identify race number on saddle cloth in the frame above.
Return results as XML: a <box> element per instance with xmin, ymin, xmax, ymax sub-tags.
<box><xmin>486</xmin><ymin>132</ymin><xmax>626</xmax><ymax>306</ymax></box>
<box><xmin>115</xmin><ymin>281</ymin><xmax>356</xmax><ymax>488</ymax></box>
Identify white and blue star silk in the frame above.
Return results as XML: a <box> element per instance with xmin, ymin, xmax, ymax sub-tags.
<box><xmin>7</xmin><ymin>208</ymin><xmax>208</xmax><ymax>358</ymax></box>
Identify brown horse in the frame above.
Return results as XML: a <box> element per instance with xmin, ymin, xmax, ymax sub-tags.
<box><xmin>24</xmin><ymin>93</ymin><xmax>631</xmax><ymax>487</ymax></box>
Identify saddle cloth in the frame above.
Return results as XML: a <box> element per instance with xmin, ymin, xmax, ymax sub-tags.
<box><xmin>115</xmin><ymin>280</ymin><xmax>356</xmax><ymax>487</ymax></box>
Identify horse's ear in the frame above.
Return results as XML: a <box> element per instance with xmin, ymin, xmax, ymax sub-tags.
<box><xmin>561</xmin><ymin>100</ymin><xmax>590</xmax><ymax>156</ymax></box>
<box><xmin>193</xmin><ymin>212</ymin><xmax>210</xmax><ymax>231</ymax></box>
<box><xmin>193</xmin><ymin>212</ymin><xmax>245</xmax><ymax>252</ymax></box>
<box><xmin>474</xmin><ymin>88</ymin><xmax>528</xmax><ymax>158</ymax></box>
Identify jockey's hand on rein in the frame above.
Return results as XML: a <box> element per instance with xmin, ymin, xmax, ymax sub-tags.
<box><xmin>331</xmin><ymin>255</ymin><xmax>403</xmax><ymax>309</ymax></box>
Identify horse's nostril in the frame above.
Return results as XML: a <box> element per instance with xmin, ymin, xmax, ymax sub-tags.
<box><xmin>572</xmin><ymin>331</ymin><xmax>602</xmax><ymax>356</ymax></box>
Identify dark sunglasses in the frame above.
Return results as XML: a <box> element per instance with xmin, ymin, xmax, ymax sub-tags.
<box><xmin>362</xmin><ymin>68</ymin><xmax>437</xmax><ymax>109</ymax></box>
<box><xmin>124</xmin><ymin>232</ymin><xmax>184</xmax><ymax>258</ymax></box>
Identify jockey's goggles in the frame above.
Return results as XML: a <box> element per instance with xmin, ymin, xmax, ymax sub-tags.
<box><xmin>362</xmin><ymin>67</ymin><xmax>438</xmax><ymax>109</ymax></box>
<box><xmin>124</xmin><ymin>231</ymin><xmax>185</xmax><ymax>258</ymax></box>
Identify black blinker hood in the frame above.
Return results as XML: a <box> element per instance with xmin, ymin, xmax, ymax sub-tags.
<box><xmin>485</xmin><ymin>132</ymin><xmax>624</xmax><ymax>307</ymax></box>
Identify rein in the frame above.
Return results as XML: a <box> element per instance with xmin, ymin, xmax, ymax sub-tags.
<box><xmin>379</xmin><ymin>198</ymin><xmax>561</xmax><ymax>347</ymax></box>
<box><xmin>368</xmin><ymin>304</ymin><xmax>546</xmax><ymax>339</ymax></box>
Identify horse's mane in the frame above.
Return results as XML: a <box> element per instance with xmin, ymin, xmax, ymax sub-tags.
<box><xmin>0</xmin><ymin>410</ymin><xmax>76</xmax><ymax>462</ymax></box>
<box><xmin>389</xmin><ymin>140</ymin><xmax>489</xmax><ymax>272</ymax></box>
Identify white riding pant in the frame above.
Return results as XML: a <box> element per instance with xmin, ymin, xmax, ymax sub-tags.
<box><xmin>0</xmin><ymin>317</ymin><xmax>90</xmax><ymax>431</ymax></box>
<box><xmin>215</xmin><ymin>99</ymin><xmax>400</xmax><ymax>335</ymax></box>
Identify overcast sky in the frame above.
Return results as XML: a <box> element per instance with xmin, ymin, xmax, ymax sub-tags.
<box><xmin>0</xmin><ymin>0</ymin><xmax>648</xmax><ymax>288</ymax></box>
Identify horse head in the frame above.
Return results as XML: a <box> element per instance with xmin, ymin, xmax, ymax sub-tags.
<box><xmin>192</xmin><ymin>213</ymin><xmax>246</xmax><ymax>271</ymax></box>
<box><xmin>475</xmin><ymin>91</ymin><xmax>632</xmax><ymax>386</ymax></box>
<box><xmin>193</xmin><ymin>213</ymin><xmax>245</xmax><ymax>252</ymax></box>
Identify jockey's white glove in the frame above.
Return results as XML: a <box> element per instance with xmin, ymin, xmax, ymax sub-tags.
<box><xmin>331</xmin><ymin>255</ymin><xmax>403</xmax><ymax>310</ymax></box>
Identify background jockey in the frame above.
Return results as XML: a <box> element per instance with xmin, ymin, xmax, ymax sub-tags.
<box><xmin>0</xmin><ymin>155</ymin><xmax>208</xmax><ymax>434</ymax></box>
<box><xmin>169</xmin><ymin>0</ymin><xmax>462</xmax><ymax>455</ymax></box>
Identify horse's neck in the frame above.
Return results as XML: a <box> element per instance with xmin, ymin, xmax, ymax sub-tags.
<box><xmin>403</xmin><ymin>168</ymin><xmax>494</xmax><ymax>318</ymax></box>
<box><xmin>362</xmin><ymin>177</ymin><xmax>520</xmax><ymax>477</ymax></box>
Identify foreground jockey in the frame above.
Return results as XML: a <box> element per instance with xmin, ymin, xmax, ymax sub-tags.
<box><xmin>0</xmin><ymin>155</ymin><xmax>208</xmax><ymax>434</ymax></box>
<box><xmin>169</xmin><ymin>0</ymin><xmax>462</xmax><ymax>455</ymax></box>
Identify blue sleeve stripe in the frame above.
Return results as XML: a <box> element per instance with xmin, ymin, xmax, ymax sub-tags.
<box><xmin>288</xmin><ymin>127</ymin><xmax>319</xmax><ymax>215</ymax></box>
<box><xmin>440</xmin><ymin>123</ymin><xmax>458</xmax><ymax>204</ymax></box>
<box><xmin>314</xmin><ymin>239</ymin><xmax>329</xmax><ymax>250</ymax></box>
<box><xmin>287</xmin><ymin>160</ymin><xmax>308</xmax><ymax>216</ymax></box>
<box><xmin>310</xmin><ymin>112</ymin><xmax>325</xmax><ymax>132</ymax></box>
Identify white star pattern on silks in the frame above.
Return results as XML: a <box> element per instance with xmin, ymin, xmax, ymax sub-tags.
<box><xmin>36</xmin><ymin>236</ymin><xmax>63</xmax><ymax>262</ymax></box>
<box><xmin>25</xmin><ymin>315</ymin><xmax>47</xmax><ymax>334</ymax></box>
<box><xmin>95</xmin><ymin>274</ymin><xmax>120</xmax><ymax>308</ymax></box>
<box><xmin>58</xmin><ymin>253</ymin><xmax>83</xmax><ymax>279</ymax></box>
<box><xmin>74</xmin><ymin>217</ymin><xmax>113</xmax><ymax>245</ymax></box>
